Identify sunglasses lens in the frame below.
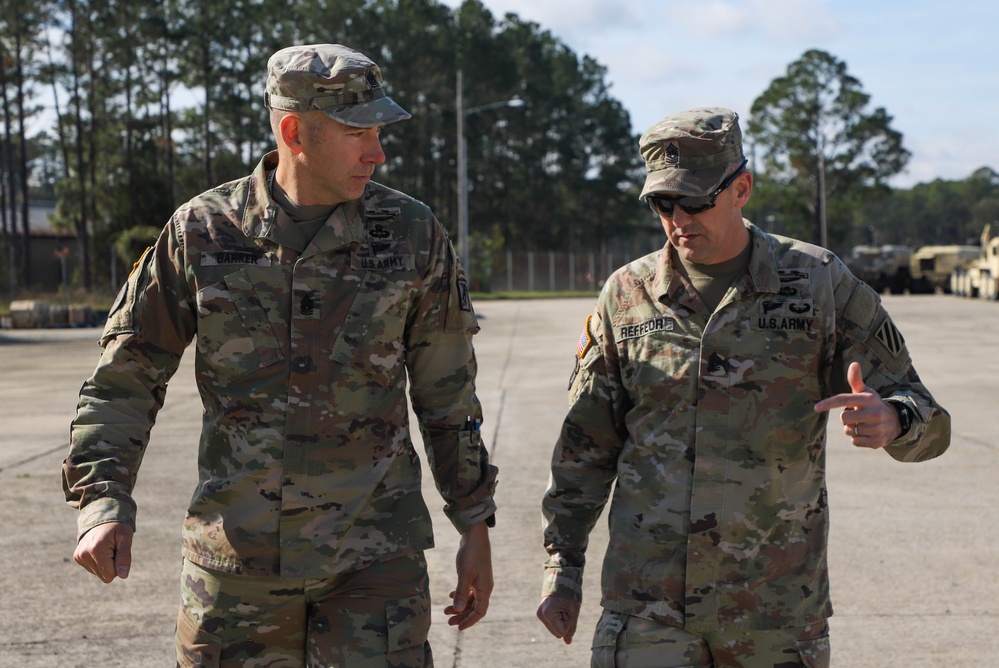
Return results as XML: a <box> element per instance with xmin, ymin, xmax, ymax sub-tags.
<box><xmin>648</xmin><ymin>195</ymin><xmax>712</xmax><ymax>217</ymax></box>
<box><xmin>680</xmin><ymin>200</ymin><xmax>713</xmax><ymax>215</ymax></box>
<box><xmin>647</xmin><ymin>162</ymin><xmax>747</xmax><ymax>218</ymax></box>
<box><xmin>649</xmin><ymin>197</ymin><xmax>674</xmax><ymax>216</ymax></box>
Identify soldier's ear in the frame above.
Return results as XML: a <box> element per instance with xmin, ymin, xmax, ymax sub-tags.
<box><xmin>280</xmin><ymin>114</ymin><xmax>304</xmax><ymax>154</ymax></box>
<box><xmin>732</xmin><ymin>171</ymin><xmax>753</xmax><ymax>207</ymax></box>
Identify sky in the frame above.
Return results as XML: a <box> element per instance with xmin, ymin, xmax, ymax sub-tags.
<box><xmin>439</xmin><ymin>0</ymin><xmax>998</xmax><ymax>188</ymax></box>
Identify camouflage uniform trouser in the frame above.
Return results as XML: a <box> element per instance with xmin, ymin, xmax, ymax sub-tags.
<box><xmin>176</xmin><ymin>552</ymin><xmax>433</xmax><ymax>668</ymax></box>
<box><xmin>590</xmin><ymin>610</ymin><xmax>830</xmax><ymax>668</ymax></box>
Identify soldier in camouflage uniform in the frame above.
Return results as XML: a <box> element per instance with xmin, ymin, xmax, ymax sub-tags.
<box><xmin>63</xmin><ymin>44</ymin><xmax>497</xmax><ymax>667</ymax></box>
<box><xmin>536</xmin><ymin>108</ymin><xmax>950</xmax><ymax>667</ymax></box>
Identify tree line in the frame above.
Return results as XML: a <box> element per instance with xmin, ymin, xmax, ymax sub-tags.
<box><xmin>2</xmin><ymin>0</ymin><xmax>645</xmax><ymax>292</ymax></box>
<box><xmin>2</xmin><ymin>1</ymin><xmax>997</xmax><ymax>295</ymax></box>
<box><xmin>744</xmin><ymin>49</ymin><xmax>999</xmax><ymax>252</ymax></box>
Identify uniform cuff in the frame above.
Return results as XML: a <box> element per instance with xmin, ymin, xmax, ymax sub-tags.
<box><xmin>542</xmin><ymin>565</ymin><xmax>584</xmax><ymax>601</ymax></box>
<box><xmin>76</xmin><ymin>496</ymin><xmax>136</xmax><ymax>541</ymax></box>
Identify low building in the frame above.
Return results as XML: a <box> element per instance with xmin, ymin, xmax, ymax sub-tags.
<box><xmin>1</xmin><ymin>201</ymin><xmax>79</xmax><ymax>291</ymax></box>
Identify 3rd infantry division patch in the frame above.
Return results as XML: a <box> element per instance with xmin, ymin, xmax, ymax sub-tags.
<box><xmin>874</xmin><ymin>318</ymin><xmax>905</xmax><ymax>357</ymax></box>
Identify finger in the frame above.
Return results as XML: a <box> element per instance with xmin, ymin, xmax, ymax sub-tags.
<box><xmin>73</xmin><ymin>547</ymin><xmax>101</xmax><ymax>580</ymax></box>
<box><xmin>846</xmin><ymin>423</ymin><xmax>875</xmax><ymax>447</ymax></box>
<box><xmin>471</xmin><ymin>581</ymin><xmax>491</xmax><ymax>616</ymax></box>
<box><xmin>456</xmin><ymin>608</ymin><xmax>485</xmax><ymax>630</ymax></box>
<box><xmin>563</xmin><ymin>616</ymin><xmax>577</xmax><ymax>644</ymax></box>
<box><xmin>847</xmin><ymin>361</ymin><xmax>866</xmax><ymax>394</ymax></box>
<box><xmin>450</xmin><ymin>578</ymin><xmax>470</xmax><ymax>613</ymax></box>
<box><xmin>74</xmin><ymin>539</ymin><xmax>112</xmax><ymax>582</ymax></box>
<box><xmin>537</xmin><ymin>600</ymin><xmax>578</xmax><ymax>643</ymax></box>
<box><xmin>445</xmin><ymin>592</ymin><xmax>484</xmax><ymax>630</ymax></box>
<box><xmin>536</xmin><ymin>606</ymin><xmax>567</xmax><ymax>638</ymax></box>
<box><xmin>114</xmin><ymin>528</ymin><xmax>132</xmax><ymax>579</ymax></box>
<box><xmin>813</xmin><ymin>395</ymin><xmax>856</xmax><ymax>413</ymax></box>
<box><xmin>96</xmin><ymin>539</ymin><xmax>119</xmax><ymax>582</ymax></box>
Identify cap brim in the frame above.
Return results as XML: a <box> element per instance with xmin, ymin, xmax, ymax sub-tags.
<box><xmin>321</xmin><ymin>97</ymin><xmax>412</xmax><ymax>128</ymax></box>
<box><xmin>640</xmin><ymin>164</ymin><xmax>728</xmax><ymax>200</ymax></box>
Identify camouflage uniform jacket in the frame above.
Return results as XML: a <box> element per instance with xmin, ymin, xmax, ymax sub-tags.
<box><xmin>64</xmin><ymin>152</ymin><xmax>497</xmax><ymax>578</ymax></box>
<box><xmin>542</xmin><ymin>221</ymin><xmax>950</xmax><ymax>632</ymax></box>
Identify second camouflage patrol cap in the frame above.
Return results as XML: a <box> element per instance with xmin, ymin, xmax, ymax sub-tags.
<box><xmin>639</xmin><ymin>107</ymin><xmax>745</xmax><ymax>199</ymax></box>
<box><xmin>264</xmin><ymin>44</ymin><xmax>411</xmax><ymax>128</ymax></box>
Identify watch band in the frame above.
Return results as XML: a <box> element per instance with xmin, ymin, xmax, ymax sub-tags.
<box><xmin>886</xmin><ymin>400</ymin><xmax>913</xmax><ymax>439</ymax></box>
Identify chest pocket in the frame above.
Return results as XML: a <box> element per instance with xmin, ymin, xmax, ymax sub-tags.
<box><xmin>616</xmin><ymin>313</ymin><xmax>696</xmax><ymax>397</ymax></box>
<box><xmin>195</xmin><ymin>268</ymin><xmax>284</xmax><ymax>386</ymax></box>
<box><xmin>328</xmin><ymin>267</ymin><xmax>411</xmax><ymax>389</ymax></box>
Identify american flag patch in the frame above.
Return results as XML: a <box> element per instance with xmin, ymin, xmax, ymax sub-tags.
<box><xmin>577</xmin><ymin>315</ymin><xmax>594</xmax><ymax>359</ymax></box>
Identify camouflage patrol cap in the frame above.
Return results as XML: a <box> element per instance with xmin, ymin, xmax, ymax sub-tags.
<box><xmin>639</xmin><ymin>107</ymin><xmax>745</xmax><ymax>199</ymax></box>
<box><xmin>265</xmin><ymin>44</ymin><xmax>411</xmax><ymax>128</ymax></box>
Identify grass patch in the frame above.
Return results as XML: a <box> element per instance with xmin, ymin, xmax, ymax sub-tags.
<box><xmin>471</xmin><ymin>291</ymin><xmax>599</xmax><ymax>300</ymax></box>
<box><xmin>0</xmin><ymin>290</ymin><xmax>597</xmax><ymax>317</ymax></box>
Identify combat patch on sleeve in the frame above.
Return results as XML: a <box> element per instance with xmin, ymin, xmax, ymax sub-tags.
<box><xmin>864</xmin><ymin>311</ymin><xmax>909</xmax><ymax>376</ymax></box>
<box><xmin>874</xmin><ymin>318</ymin><xmax>905</xmax><ymax>358</ymax></box>
<box><xmin>457</xmin><ymin>279</ymin><xmax>472</xmax><ymax>312</ymax></box>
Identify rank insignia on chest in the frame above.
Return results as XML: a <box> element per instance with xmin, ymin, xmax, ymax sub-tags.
<box><xmin>577</xmin><ymin>315</ymin><xmax>594</xmax><ymax>359</ymax></box>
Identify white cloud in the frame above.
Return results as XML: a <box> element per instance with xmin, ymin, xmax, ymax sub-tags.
<box><xmin>438</xmin><ymin>0</ymin><xmax>999</xmax><ymax>185</ymax></box>
<box><xmin>439</xmin><ymin>0</ymin><xmax>640</xmax><ymax>35</ymax></box>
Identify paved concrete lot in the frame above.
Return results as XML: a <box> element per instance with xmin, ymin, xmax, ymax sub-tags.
<box><xmin>1</xmin><ymin>294</ymin><xmax>997</xmax><ymax>667</ymax></box>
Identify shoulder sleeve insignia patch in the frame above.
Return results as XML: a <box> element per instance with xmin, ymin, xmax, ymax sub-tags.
<box><xmin>577</xmin><ymin>314</ymin><xmax>594</xmax><ymax>359</ymax></box>
<box><xmin>874</xmin><ymin>318</ymin><xmax>905</xmax><ymax>358</ymax></box>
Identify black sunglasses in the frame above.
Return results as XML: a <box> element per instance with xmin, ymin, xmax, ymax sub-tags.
<box><xmin>645</xmin><ymin>159</ymin><xmax>748</xmax><ymax>217</ymax></box>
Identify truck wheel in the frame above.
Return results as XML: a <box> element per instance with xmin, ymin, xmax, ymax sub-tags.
<box><xmin>986</xmin><ymin>276</ymin><xmax>999</xmax><ymax>301</ymax></box>
<box><xmin>950</xmin><ymin>271</ymin><xmax>964</xmax><ymax>297</ymax></box>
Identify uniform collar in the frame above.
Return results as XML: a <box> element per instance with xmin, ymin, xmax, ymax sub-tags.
<box><xmin>240</xmin><ymin>151</ymin><xmax>365</xmax><ymax>254</ymax></box>
<box><xmin>653</xmin><ymin>220</ymin><xmax>784</xmax><ymax>305</ymax></box>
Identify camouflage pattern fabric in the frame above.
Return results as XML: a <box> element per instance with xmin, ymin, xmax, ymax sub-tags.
<box><xmin>542</xmin><ymin>221</ymin><xmax>950</xmax><ymax>633</ymax></box>
<box><xmin>264</xmin><ymin>44</ymin><xmax>411</xmax><ymax>128</ymax></box>
<box><xmin>177</xmin><ymin>552</ymin><xmax>433</xmax><ymax>667</ymax></box>
<box><xmin>591</xmin><ymin>610</ymin><xmax>829</xmax><ymax>668</ymax></box>
<box><xmin>64</xmin><ymin>150</ymin><xmax>497</xmax><ymax>580</ymax></box>
<box><xmin>639</xmin><ymin>107</ymin><xmax>745</xmax><ymax>199</ymax></box>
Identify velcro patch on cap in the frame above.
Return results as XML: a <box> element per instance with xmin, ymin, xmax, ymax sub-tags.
<box><xmin>665</xmin><ymin>143</ymin><xmax>680</xmax><ymax>165</ymax></box>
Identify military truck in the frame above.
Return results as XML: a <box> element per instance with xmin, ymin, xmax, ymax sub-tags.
<box><xmin>950</xmin><ymin>225</ymin><xmax>999</xmax><ymax>299</ymax></box>
<box><xmin>909</xmin><ymin>244</ymin><xmax>980</xmax><ymax>294</ymax></box>
<box><xmin>846</xmin><ymin>244</ymin><xmax>912</xmax><ymax>294</ymax></box>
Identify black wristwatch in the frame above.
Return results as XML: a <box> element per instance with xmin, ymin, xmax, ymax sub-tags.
<box><xmin>887</xmin><ymin>400</ymin><xmax>913</xmax><ymax>439</ymax></box>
